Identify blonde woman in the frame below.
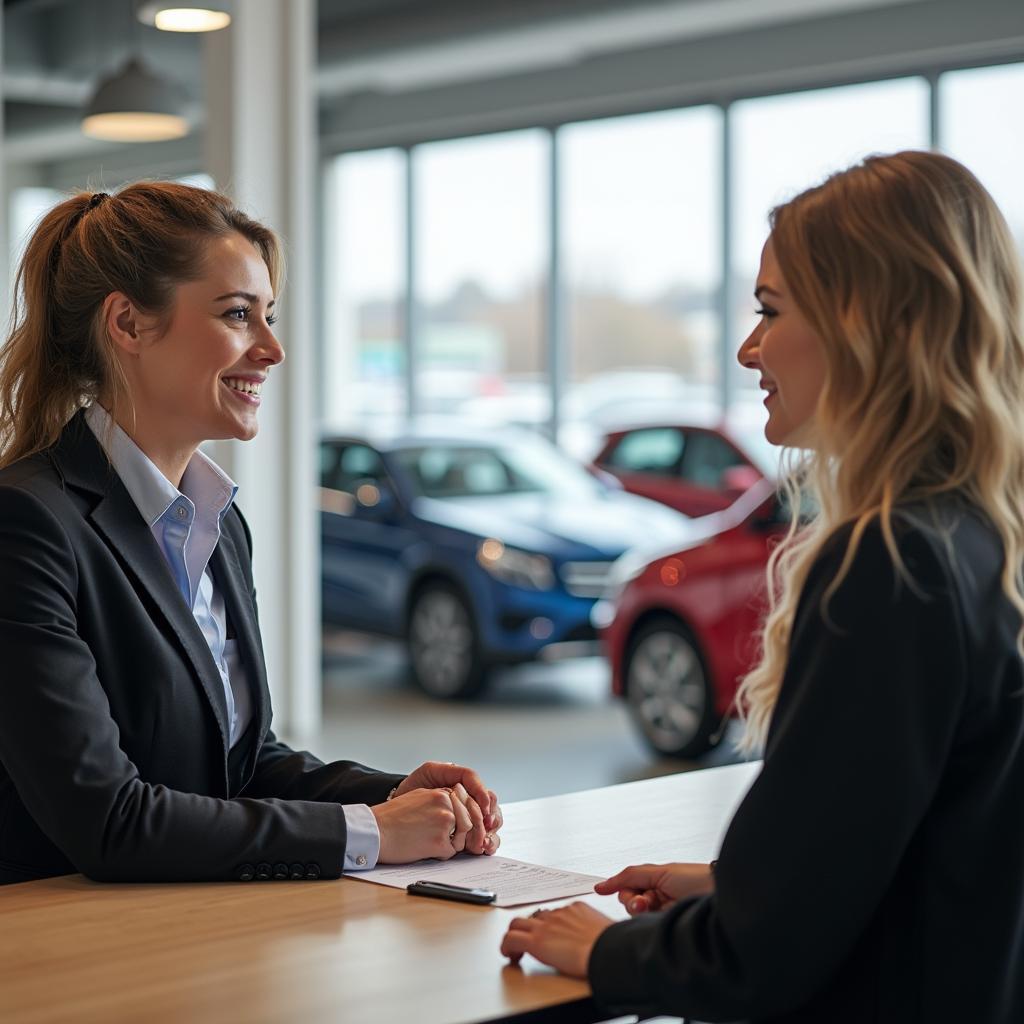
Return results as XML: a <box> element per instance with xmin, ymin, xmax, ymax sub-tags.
<box><xmin>0</xmin><ymin>182</ymin><xmax>502</xmax><ymax>885</ymax></box>
<box><xmin>501</xmin><ymin>151</ymin><xmax>1024</xmax><ymax>1023</ymax></box>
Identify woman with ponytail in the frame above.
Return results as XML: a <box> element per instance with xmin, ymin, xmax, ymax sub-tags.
<box><xmin>500</xmin><ymin>151</ymin><xmax>1024</xmax><ymax>1023</ymax></box>
<box><xmin>0</xmin><ymin>182</ymin><xmax>502</xmax><ymax>886</ymax></box>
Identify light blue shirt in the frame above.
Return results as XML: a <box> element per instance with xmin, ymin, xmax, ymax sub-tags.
<box><xmin>84</xmin><ymin>405</ymin><xmax>379</xmax><ymax>870</ymax></box>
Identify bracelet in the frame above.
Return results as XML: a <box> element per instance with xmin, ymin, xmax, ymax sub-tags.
<box><xmin>387</xmin><ymin>786</ymin><xmax>398</xmax><ymax>801</ymax></box>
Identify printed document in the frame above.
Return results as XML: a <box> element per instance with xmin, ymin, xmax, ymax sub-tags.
<box><xmin>345</xmin><ymin>854</ymin><xmax>602</xmax><ymax>907</ymax></box>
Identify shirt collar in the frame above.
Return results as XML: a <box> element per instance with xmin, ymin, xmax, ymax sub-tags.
<box><xmin>84</xmin><ymin>404</ymin><xmax>237</xmax><ymax>527</ymax></box>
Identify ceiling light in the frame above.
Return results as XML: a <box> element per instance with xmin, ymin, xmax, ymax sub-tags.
<box><xmin>82</xmin><ymin>59</ymin><xmax>189</xmax><ymax>142</ymax></box>
<box><xmin>137</xmin><ymin>4</ymin><xmax>232</xmax><ymax>32</ymax></box>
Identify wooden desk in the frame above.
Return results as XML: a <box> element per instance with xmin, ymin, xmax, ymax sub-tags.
<box><xmin>0</xmin><ymin>761</ymin><xmax>759</xmax><ymax>1024</ymax></box>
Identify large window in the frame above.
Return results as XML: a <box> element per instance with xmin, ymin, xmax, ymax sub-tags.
<box><xmin>323</xmin><ymin>148</ymin><xmax>407</xmax><ymax>431</ymax></box>
<box><xmin>413</xmin><ymin>130</ymin><xmax>549</xmax><ymax>423</ymax></box>
<box><xmin>561</xmin><ymin>108</ymin><xmax>722</xmax><ymax>456</ymax></box>
<box><xmin>323</xmin><ymin>62</ymin><xmax>1024</xmax><ymax>450</ymax></box>
<box><xmin>729</xmin><ymin>77</ymin><xmax>930</xmax><ymax>406</ymax></box>
<box><xmin>9</xmin><ymin>187</ymin><xmax>62</xmax><ymax>292</ymax></box>
<box><xmin>940</xmin><ymin>62</ymin><xmax>1024</xmax><ymax>266</ymax></box>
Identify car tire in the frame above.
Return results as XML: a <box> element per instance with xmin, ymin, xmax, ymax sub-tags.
<box><xmin>624</xmin><ymin>616</ymin><xmax>721</xmax><ymax>759</ymax></box>
<box><xmin>407</xmin><ymin>581</ymin><xmax>488</xmax><ymax>700</ymax></box>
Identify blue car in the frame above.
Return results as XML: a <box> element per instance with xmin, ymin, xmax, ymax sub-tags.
<box><xmin>320</xmin><ymin>424</ymin><xmax>693</xmax><ymax>699</ymax></box>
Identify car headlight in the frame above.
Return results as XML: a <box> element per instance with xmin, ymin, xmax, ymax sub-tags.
<box><xmin>477</xmin><ymin>539</ymin><xmax>555</xmax><ymax>591</ymax></box>
<box><xmin>595</xmin><ymin>549</ymin><xmax>658</xmax><ymax>618</ymax></box>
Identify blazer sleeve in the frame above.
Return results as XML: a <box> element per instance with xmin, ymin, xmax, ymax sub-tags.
<box><xmin>0</xmin><ymin>484</ymin><xmax>354</xmax><ymax>882</ymax></box>
<box><xmin>588</xmin><ymin>522</ymin><xmax>969</xmax><ymax>1021</ymax></box>
<box><xmin>243</xmin><ymin>734</ymin><xmax>405</xmax><ymax>806</ymax></box>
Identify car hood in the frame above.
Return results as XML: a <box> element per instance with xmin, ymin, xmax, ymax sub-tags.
<box><xmin>604</xmin><ymin>476</ymin><xmax>780</xmax><ymax>590</ymax></box>
<box><xmin>411</xmin><ymin>490</ymin><xmax>697</xmax><ymax>559</ymax></box>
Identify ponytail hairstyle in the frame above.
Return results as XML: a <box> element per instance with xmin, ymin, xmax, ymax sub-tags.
<box><xmin>0</xmin><ymin>181</ymin><xmax>283</xmax><ymax>467</ymax></box>
<box><xmin>737</xmin><ymin>150</ymin><xmax>1024</xmax><ymax>751</ymax></box>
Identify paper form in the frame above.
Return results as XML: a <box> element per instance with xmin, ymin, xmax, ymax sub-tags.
<box><xmin>345</xmin><ymin>854</ymin><xmax>603</xmax><ymax>907</ymax></box>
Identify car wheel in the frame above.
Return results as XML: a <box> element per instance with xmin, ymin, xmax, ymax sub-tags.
<box><xmin>624</xmin><ymin>617</ymin><xmax>720</xmax><ymax>758</ymax></box>
<box><xmin>407</xmin><ymin>581</ymin><xmax>487</xmax><ymax>699</ymax></box>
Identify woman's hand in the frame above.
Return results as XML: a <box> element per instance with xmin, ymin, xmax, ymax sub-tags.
<box><xmin>501</xmin><ymin>904</ymin><xmax>614</xmax><ymax>978</ymax></box>
<box><xmin>392</xmin><ymin>762</ymin><xmax>502</xmax><ymax>855</ymax></box>
<box><xmin>594</xmin><ymin>862</ymin><xmax>714</xmax><ymax>915</ymax></box>
<box><xmin>371</xmin><ymin>788</ymin><xmax>465</xmax><ymax>863</ymax></box>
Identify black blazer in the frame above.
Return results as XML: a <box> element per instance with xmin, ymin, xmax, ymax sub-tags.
<box><xmin>589</xmin><ymin>501</ymin><xmax>1024</xmax><ymax>1023</ymax></box>
<box><xmin>0</xmin><ymin>412</ymin><xmax>403</xmax><ymax>885</ymax></box>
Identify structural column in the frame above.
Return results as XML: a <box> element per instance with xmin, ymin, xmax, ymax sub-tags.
<box><xmin>202</xmin><ymin>0</ymin><xmax>320</xmax><ymax>738</ymax></box>
<box><xmin>0</xmin><ymin>11</ymin><xmax>8</xmax><ymax>324</ymax></box>
<box><xmin>719</xmin><ymin>102</ymin><xmax>734</xmax><ymax>413</ymax></box>
<box><xmin>546</xmin><ymin>126</ymin><xmax>563</xmax><ymax>444</ymax></box>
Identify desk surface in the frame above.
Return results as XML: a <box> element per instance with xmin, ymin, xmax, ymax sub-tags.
<box><xmin>0</xmin><ymin>761</ymin><xmax>759</xmax><ymax>1024</ymax></box>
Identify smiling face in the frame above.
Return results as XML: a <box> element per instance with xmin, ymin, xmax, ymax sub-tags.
<box><xmin>106</xmin><ymin>231</ymin><xmax>284</xmax><ymax>478</ymax></box>
<box><xmin>737</xmin><ymin>237</ymin><xmax>826</xmax><ymax>447</ymax></box>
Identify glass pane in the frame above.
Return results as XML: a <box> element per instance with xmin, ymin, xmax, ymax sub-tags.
<box><xmin>606</xmin><ymin>428</ymin><xmax>685</xmax><ymax>475</ymax></box>
<box><xmin>338</xmin><ymin>444</ymin><xmax>384</xmax><ymax>485</ymax></box>
<box><xmin>176</xmin><ymin>173</ymin><xmax>214</xmax><ymax>190</ymax></box>
<box><xmin>562</xmin><ymin>107</ymin><xmax>723</xmax><ymax>459</ymax></box>
<box><xmin>413</xmin><ymin>130</ymin><xmax>548</xmax><ymax>426</ymax></box>
<box><xmin>9</xmin><ymin>187</ymin><xmax>62</xmax><ymax>292</ymax></box>
<box><xmin>319</xmin><ymin>443</ymin><xmax>340</xmax><ymax>487</ymax></box>
<box><xmin>393</xmin><ymin>439</ymin><xmax>597</xmax><ymax>500</ymax></box>
<box><xmin>730</xmin><ymin>77</ymin><xmax>930</xmax><ymax>409</ymax></box>
<box><xmin>940</xmin><ymin>62</ymin><xmax>1024</xmax><ymax>266</ymax></box>
<box><xmin>323</xmin><ymin>148</ymin><xmax>407</xmax><ymax>431</ymax></box>
<box><xmin>680</xmin><ymin>431</ymin><xmax>745</xmax><ymax>486</ymax></box>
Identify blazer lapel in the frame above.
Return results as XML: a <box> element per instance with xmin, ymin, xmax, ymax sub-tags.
<box><xmin>50</xmin><ymin>413</ymin><xmax>233</xmax><ymax>753</ymax></box>
<box><xmin>209</xmin><ymin>527</ymin><xmax>272</xmax><ymax>758</ymax></box>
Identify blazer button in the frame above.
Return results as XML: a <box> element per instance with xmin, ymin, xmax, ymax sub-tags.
<box><xmin>255</xmin><ymin>862</ymin><xmax>272</xmax><ymax>880</ymax></box>
<box><xmin>273</xmin><ymin>863</ymin><xmax>289</xmax><ymax>880</ymax></box>
<box><xmin>290</xmin><ymin>862</ymin><xmax>305</xmax><ymax>880</ymax></box>
<box><xmin>305</xmin><ymin>862</ymin><xmax>321</xmax><ymax>880</ymax></box>
<box><xmin>236</xmin><ymin>863</ymin><xmax>255</xmax><ymax>882</ymax></box>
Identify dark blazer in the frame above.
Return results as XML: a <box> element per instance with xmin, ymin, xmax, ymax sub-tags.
<box><xmin>0</xmin><ymin>412</ymin><xmax>403</xmax><ymax>885</ymax></box>
<box><xmin>590</xmin><ymin>501</ymin><xmax>1024</xmax><ymax>1023</ymax></box>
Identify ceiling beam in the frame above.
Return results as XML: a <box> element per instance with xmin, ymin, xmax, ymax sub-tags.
<box><xmin>2</xmin><ymin>70</ymin><xmax>91</xmax><ymax>105</ymax></box>
<box><xmin>316</xmin><ymin>0</ymin><xmax>929</xmax><ymax>97</ymax></box>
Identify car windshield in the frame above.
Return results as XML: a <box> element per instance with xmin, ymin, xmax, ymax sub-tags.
<box><xmin>393</xmin><ymin>441</ymin><xmax>600</xmax><ymax>499</ymax></box>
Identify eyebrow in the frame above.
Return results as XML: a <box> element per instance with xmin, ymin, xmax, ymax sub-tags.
<box><xmin>754</xmin><ymin>285</ymin><xmax>782</xmax><ymax>300</ymax></box>
<box><xmin>213</xmin><ymin>291</ymin><xmax>276</xmax><ymax>308</ymax></box>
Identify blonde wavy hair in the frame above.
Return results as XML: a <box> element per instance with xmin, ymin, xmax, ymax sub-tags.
<box><xmin>737</xmin><ymin>150</ymin><xmax>1024</xmax><ymax>751</ymax></box>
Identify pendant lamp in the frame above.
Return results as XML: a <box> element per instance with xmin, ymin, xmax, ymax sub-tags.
<box><xmin>81</xmin><ymin>57</ymin><xmax>189</xmax><ymax>142</ymax></box>
<box><xmin>136</xmin><ymin>4</ymin><xmax>232</xmax><ymax>32</ymax></box>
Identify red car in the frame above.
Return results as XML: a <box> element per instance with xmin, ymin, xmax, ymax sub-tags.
<box><xmin>598</xmin><ymin>478</ymin><xmax>786</xmax><ymax>758</ymax></box>
<box><xmin>592</xmin><ymin>418</ymin><xmax>776</xmax><ymax>517</ymax></box>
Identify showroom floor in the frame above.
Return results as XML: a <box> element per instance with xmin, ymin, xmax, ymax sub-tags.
<box><xmin>305</xmin><ymin>629</ymin><xmax>749</xmax><ymax>803</ymax></box>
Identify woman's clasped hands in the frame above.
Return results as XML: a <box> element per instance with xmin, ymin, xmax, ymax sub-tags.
<box><xmin>500</xmin><ymin>862</ymin><xmax>714</xmax><ymax>977</ymax></box>
<box><xmin>371</xmin><ymin>761</ymin><xmax>503</xmax><ymax>863</ymax></box>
